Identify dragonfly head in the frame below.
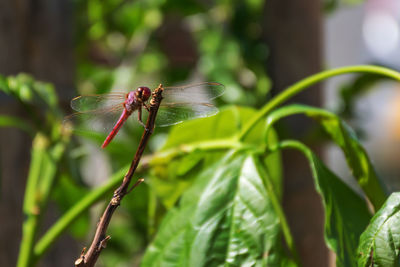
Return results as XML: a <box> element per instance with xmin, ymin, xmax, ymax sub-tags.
<box><xmin>136</xmin><ymin>87</ymin><xmax>151</xmax><ymax>102</ymax></box>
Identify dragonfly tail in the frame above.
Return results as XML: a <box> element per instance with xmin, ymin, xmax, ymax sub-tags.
<box><xmin>101</xmin><ymin>109</ymin><xmax>130</xmax><ymax>148</ymax></box>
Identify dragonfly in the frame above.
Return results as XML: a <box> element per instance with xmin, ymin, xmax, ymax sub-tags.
<box><xmin>65</xmin><ymin>82</ymin><xmax>224</xmax><ymax>148</ymax></box>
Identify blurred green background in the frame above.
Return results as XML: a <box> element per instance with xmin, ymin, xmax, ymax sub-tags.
<box><xmin>2</xmin><ymin>0</ymin><xmax>400</xmax><ymax>266</ymax></box>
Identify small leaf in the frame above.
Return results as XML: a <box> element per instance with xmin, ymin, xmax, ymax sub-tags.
<box><xmin>357</xmin><ymin>192</ymin><xmax>400</xmax><ymax>267</ymax></box>
<box><xmin>1</xmin><ymin>73</ymin><xmax>59</xmax><ymax>112</ymax></box>
<box><xmin>279</xmin><ymin>140</ymin><xmax>371</xmax><ymax>267</ymax></box>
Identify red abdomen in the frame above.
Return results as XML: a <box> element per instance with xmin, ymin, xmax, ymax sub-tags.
<box><xmin>101</xmin><ymin>108</ymin><xmax>131</xmax><ymax>148</ymax></box>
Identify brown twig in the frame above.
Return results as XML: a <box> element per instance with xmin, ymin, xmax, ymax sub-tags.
<box><xmin>74</xmin><ymin>84</ymin><xmax>164</xmax><ymax>267</ymax></box>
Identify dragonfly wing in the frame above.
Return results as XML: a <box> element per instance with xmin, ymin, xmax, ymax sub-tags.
<box><xmin>162</xmin><ymin>82</ymin><xmax>224</xmax><ymax>105</ymax></box>
<box><xmin>154</xmin><ymin>103</ymin><xmax>218</xmax><ymax>127</ymax></box>
<box><xmin>63</xmin><ymin>105</ymin><xmax>128</xmax><ymax>134</ymax></box>
<box><xmin>70</xmin><ymin>93</ymin><xmax>126</xmax><ymax>112</ymax></box>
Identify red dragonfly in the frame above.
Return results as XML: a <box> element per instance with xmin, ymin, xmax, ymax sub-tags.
<box><xmin>65</xmin><ymin>82</ymin><xmax>224</xmax><ymax>148</ymax></box>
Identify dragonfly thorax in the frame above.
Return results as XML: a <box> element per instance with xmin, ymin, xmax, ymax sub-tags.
<box><xmin>124</xmin><ymin>87</ymin><xmax>151</xmax><ymax>113</ymax></box>
<box><xmin>124</xmin><ymin>91</ymin><xmax>138</xmax><ymax>113</ymax></box>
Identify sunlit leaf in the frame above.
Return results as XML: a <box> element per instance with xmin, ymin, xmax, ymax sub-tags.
<box><xmin>142</xmin><ymin>152</ymin><xmax>292</xmax><ymax>266</ymax></box>
<box><xmin>357</xmin><ymin>193</ymin><xmax>400</xmax><ymax>266</ymax></box>
<box><xmin>149</xmin><ymin>106</ymin><xmax>270</xmax><ymax>208</ymax></box>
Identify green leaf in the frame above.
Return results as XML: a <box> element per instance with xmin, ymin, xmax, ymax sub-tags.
<box><xmin>160</xmin><ymin>106</ymin><xmax>261</xmax><ymax>150</ymax></box>
<box><xmin>265</xmin><ymin>104</ymin><xmax>387</xmax><ymax>210</ymax></box>
<box><xmin>357</xmin><ymin>192</ymin><xmax>400</xmax><ymax>267</ymax></box>
<box><xmin>279</xmin><ymin>140</ymin><xmax>371</xmax><ymax>267</ymax></box>
<box><xmin>0</xmin><ymin>74</ymin><xmax>62</xmax><ymax>134</ymax></box>
<box><xmin>148</xmin><ymin>106</ymin><xmax>267</xmax><ymax>208</ymax></box>
<box><xmin>3</xmin><ymin>74</ymin><xmax>59</xmax><ymax>109</ymax></box>
<box><xmin>142</xmin><ymin>152</ymin><xmax>292</xmax><ymax>266</ymax></box>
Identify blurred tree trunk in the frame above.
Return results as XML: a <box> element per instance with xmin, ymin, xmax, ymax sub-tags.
<box><xmin>0</xmin><ymin>0</ymin><xmax>75</xmax><ymax>266</ymax></box>
<box><xmin>263</xmin><ymin>1</ymin><xmax>332</xmax><ymax>266</ymax></box>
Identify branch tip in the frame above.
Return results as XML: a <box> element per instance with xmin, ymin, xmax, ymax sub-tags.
<box><xmin>98</xmin><ymin>236</ymin><xmax>111</xmax><ymax>251</ymax></box>
<box><xmin>127</xmin><ymin>178</ymin><xmax>145</xmax><ymax>194</ymax></box>
<box><xmin>74</xmin><ymin>257</ymin><xmax>84</xmax><ymax>266</ymax></box>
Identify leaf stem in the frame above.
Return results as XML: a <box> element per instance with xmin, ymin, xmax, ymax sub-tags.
<box><xmin>17</xmin><ymin>135</ymin><xmax>47</xmax><ymax>267</ymax></box>
<box><xmin>17</xmin><ymin>134</ymin><xmax>66</xmax><ymax>267</ymax></box>
<box><xmin>237</xmin><ymin>65</ymin><xmax>400</xmax><ymax>141</ymax></box>
<box><xmin>253</xmin><ymin>156</ymin><xmax>301</xmax><ymax>265</ymax></box>
<box><xmin>147</xmin><ymin>138</ymin><xmax>243</xmax><ymax>165</ymax></box>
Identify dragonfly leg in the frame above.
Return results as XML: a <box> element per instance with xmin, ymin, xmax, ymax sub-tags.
<box><xmin>143</xmin><ymin>103</ymin><xmax>150</xmax><ymax>112</ymax></box>
<box><xmin>137</xmin><ymin>106</ymin><xmax>148</xmax><ymax>130</ymax></box>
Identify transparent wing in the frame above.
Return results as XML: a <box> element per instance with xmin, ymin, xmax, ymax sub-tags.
<box><xmin>70</xmin><ymin>93</ymin><xmax>127</xmax><ymax>112</ymax></box>
<box><xmin>154</xmin><ymin>103</ymin><xmax>219</xmax><ymax>127</ymax></box>
<box><xmin>63</xmin><ymin>105</ymin><xmax>127</xmax><ymax>134</ymax></box>
<box><xmin>162</xmin><ymin>82</ymin><xmax>224</xmax><ymax>105</ymax></box>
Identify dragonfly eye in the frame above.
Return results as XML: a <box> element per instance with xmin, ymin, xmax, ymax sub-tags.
<box><xmin>137</xmin><ymin>87</ymin><xmax>151</xmax><ymax>101</ymax></box>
